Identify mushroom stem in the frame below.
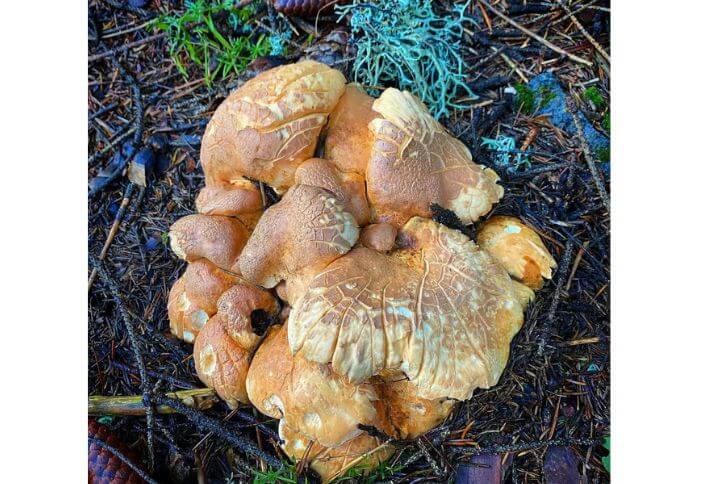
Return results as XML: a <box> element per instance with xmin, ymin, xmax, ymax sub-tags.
<box><xmin>88</xmin><ymin>388</ymin><xmax>217</xmax><ymax>416</ymax></box>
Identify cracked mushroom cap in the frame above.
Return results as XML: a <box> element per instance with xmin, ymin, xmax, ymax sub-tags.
<box><xmin>169</xmin><ymin>214</ymin><xmax>251</xmax><ymax>273</ymax></box>
<box><xmin>323</xmin><ymin>84</ymin><xmax>377</xmax><ymax>175</ymax></box>
<box><xmin>167</xmin><ymin>260</ymin><xmax>239</xmax><ymax>343</ymax></box>
<box><xmin>477</xmin><ymin>216</ymin><xmax>557</xmax><ymax>290</ymax></box>
<box><xmin>194</xmin><ymin>179</ymin><xmax>263</xmax><ymax>220</ymax></box>
<box><xmin>200</xmin><ymin>60</ymin><xmax>346</xmax><ymax>192</ymax></box>
<box><xmin>237</xmin><ymin>184</ymin><xmax>359</xmax><ymax>291</ymax></box>
<box><xmin>288</xmin><ymin>217</ymin><xmax>533</xmax><ymax>400</ymax></box>
<box><xmin>279</xmin><ymin>421</ymin><xmax>393</xmax><ymax>484</ymax></box>
<box><xmin>359</xmin><ymin>223</ymin><xmax>397</xmax><ymax>252</ymax></box>
<box><xmin>294</xmin><ymin>157</ymin><xmax>371</xmax><ymax>225</ymax></box>
<box><xmin>193</xmin><ymin>283</ymin><xmax>277</xmax><ymax>407</ymax></box>
<box><xmin>246</xmin><ymin>324</ymin><xmax>387</xmax><ymax>448</ymax></box>
<box><xmin>366</xmin><ymin>88</ymin><xmax>504</xmax><ymax>227</ymax></box>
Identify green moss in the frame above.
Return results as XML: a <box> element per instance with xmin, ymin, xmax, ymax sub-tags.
<box><xmin>154</xmin><ymin>0</ymin><xmax>277</xmax><ymax>85</ymax></box>
<box><xmin>596</xmin><ymin>146</ymin><xmax>610</xmax><ymax>162</ymax></box>
<box><xmin>602</xmin><ymin>111</ymin><xmax>610</xmax><ymax>132</ymax></box>
<box><xmin>334</xmin><ymin>459</ymin><xmax>404</xmax><ymax>482</ymax></box>
<box><xmin>252</xmin><ymin>464</ymin><xmax>301</xmax><ymax>484</ymax></box>
<box><xmin>335</xmin><ymin>0</ymin><xmax>475</xmax><ymax>119</ymax></box>
<box><xmin>539</xmin><ymin>85</ymin><xmax>556</xmax><ymax>106</ymax></box>
<box><xmin>583</xmin><ymin>86</ymin><xmax>607</xmax><ymax>110</ymax></box>
<box><xmin>515</xmin><ymin>83</ymin><xmax>536</xmax><ymax>114</ymax></box>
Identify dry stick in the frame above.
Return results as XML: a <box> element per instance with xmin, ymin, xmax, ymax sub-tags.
<box><xmin>154</xmin><ymin>395</ymin><xmax>284</xmax><ymax>470</ymax></box>
<box><xmin>479</xmin><ymin>1</ymin><xmax>593</xmax><ymax>66</ymax></box>
<box><xmin>537</xmin><ymin>239</ymin><xmax>575</xmax><ymax>357</ymax></box>
<box><xmin>556</xmin><ymin>0</ymin><xmax>610</xmax><ymax>63</ymax></box>
<box><xmin>88</xmin><ymin>33</ymin><xmax>166</xmax><ymax>62</ymax></box>
<box><xmin>88</xmin><ymin>182</ymin><xmax>135</xmax><ymax>291</ymax></box>
<box><xmin>566</xmin><ymin>95</ymin><xmax>610</xmax><ymax>212</ymax></box>
<box><xmin>89</xmin><ymin>389</ymin><xmax>218</xmax><ymax>416</ymax></box>
<box><xmin>90</xmin><ymin>256</ymin><xmax>156</xmax><ymax>471</ymax></box>
<box><xmin>451</xmin><ymin>436</ymin><xmax>602</xmax><ymax>455</ymax></box>
<box><xmin>565</xmin><ymin>241</ymin><xmax>589</xmax><ymax>292</ymax></box>
<box><xmin>89</xmin><ymin>437</ymin><xmax>159</xmax><ymax>484</ymax></box>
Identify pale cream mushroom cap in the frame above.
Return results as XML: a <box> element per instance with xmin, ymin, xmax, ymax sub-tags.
<box><xmin>200</xmin><ymin>60</ymin><xmax>346</xmax><ymax>192</ymax></box>
<box><xmin>477</xmin><ymin>216</ymin><xmax>557</xmax><ymax>289</ymax></box>
<box><xmin>289</xmin><ymin>217</ymin><xmax>533</xmax><ymax>400</ymax></box>
<box><xmin>366</xmin><ymin>88</ymin><xmax>504</xmax><ymax>227</ymax></box>
<box><xmin>167</xmin><ymin>260</ymin><xmax>239</xmax><ymax>343</ymax></box>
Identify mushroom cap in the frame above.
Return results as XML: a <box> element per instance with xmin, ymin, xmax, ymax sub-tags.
<box><xmin>200</xmin><ymin>60</ymin><xmax>346</xmax><ymax>191</ymax></box>
<box><xmin>193</xmin><ymin>315</ymin><xmax>252</xmax><ymax>408</ymax></box>
<box><xmin>375</xmin><ymin>371</ymin><xmax>455</xmax><ymax>440</ymax></box>
<box><xmin>167</xmin><ymin>260</ymin><xmax>239</xmax><ymax>343</ymax></box>
<box><xmin>195</xmin><ymin>179</ymin><xmax>263</xmax><ymax>218</ymax></box>
<box><xmin>359</xmin><ymin>223</ymin><xmax>397</xmax><ymax>252</ymax></box>
<box><xmin>477</xmin><ymin>216</ymin><xmax>557</xmax><ymax>289</ymax></box>
<box><xmin>169</xmin><ymin>214</ymin><xmax>251</xmax><ymax>273</ymax></box>
<box><xmin>246</xmin><ymin>324</ymin><xmax>385</xmax><ymax>448</ymax></box>
<box><xmin>294</xmin><ymin>157</ymin><xmax>371</xmax><ymax>225</ymax></box>
<box><xmin>279</xmin><ymin>421</ymin><xmax>393</xmax><ymax>484</ymax></box>
<box><xmin>237</xmin><ymin>184</ymin><xmax>359</xmax><ymax>290</ymax></box>
<box><xmin>288</xmin><ymin>217</ymin><xmax>532</xmax><ymax>400</ymax></box>
<box><xmin>366</xmin><ymin>88</ymin><xmax>504</xmax><ymax>226</ymax></box>
<box><xmin>323</xmin><ymin>84</ymin><xmax>377</xmax><ymax>175</ymax></box>
<box><xmin>216</xmin><ymin>284</ymin><xmax>279</xmax><ymax>349</ymax></box>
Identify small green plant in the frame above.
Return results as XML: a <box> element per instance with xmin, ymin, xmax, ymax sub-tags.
<box><xmin>154</xmin><ymin>0</ymin><xmax>274</xmax><ymax>85</ymax></box>
<box><xmin>252</xmin><ymin>463</ymin><xmax>302</xmax><ymax>484</ymax></box>
<box><xmin>583</xmin><ymin>86</ymin><xmax>607</xmax><ymax>110</ymax></box>
<box><xmin>514</xmin><ymin>83</ymin><xmax>536</xmax><ymax>114</ymax></box>
<box><xmin>334</xmin><ymin>459</ymin><xmax>404</xmax><ymax>482</ymax></box>
<box><xmin>336</xmin><ymin>0</ymin><xmax>475</xmax><ymax>119</ymax></box>
<box><xmin>597</xmin><ymin>146</ymin><xmax>610</xmax><ymax>162</ymax></box>
<box><xmin>539</xmin><ymin>85</ymin><xmax>556</xmax><ymax>106</ymax></box>
<box><xmin>602</xmin><ymin>111</ymin><xmax>610</xmax><ymax>132</ymax></box>
<box><xmin>602</xmin><ymin>436</ymin><xmax>610</xmax><ymax>472</ymax></box>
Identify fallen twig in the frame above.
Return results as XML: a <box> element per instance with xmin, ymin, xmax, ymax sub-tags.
<box><xmin>480</xmin><ymin>1</ymin><xmax>593</xmax><ymax>66</ymax></box>
<box><xmin>89</xmin><ymin>388</ymin><xmax>218</xmax><ymax>416</ymax></box>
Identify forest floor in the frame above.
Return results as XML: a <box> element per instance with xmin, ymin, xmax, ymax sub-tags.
<box><xmin>88</xmin><ymin>1</ymin><xmax>610</xmax><ymax>482</ymax></box>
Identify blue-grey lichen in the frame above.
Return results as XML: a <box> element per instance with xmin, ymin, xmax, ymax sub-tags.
<box><xmin>335</xmin><ymin>0</ymin><xmax>475</xmax><ymax>119</ymax></box>
<box><xmin>481</xmin><ymin>135</ymin><xmax>531</xmax><ymax>172</ymax></box>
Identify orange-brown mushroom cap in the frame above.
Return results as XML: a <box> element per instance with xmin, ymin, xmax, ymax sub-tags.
<box><xmin>237</xmin><ymin>184</ymin><xmax>359</xmax><ymax>291</ymax></box>
<box><xmin>366</xmin><ymin>88</ymin><xmax>504</xmax><ymax>227</ymax></box>
<box><xmin>169</xmin><ymin>214</ymin><xmax>250</xmax><ymax>273</ymax></box>
<box><xmin>246</xmin><ymin>324</ymin><xmax>387</xmax><ymax>448</ymax></box>
<box><xmin>477</xmin><ymin>216</ymin><xmax>557</xmax><ymax>290</ymax></box>
<box><xmin>167</xmin><ymin>260</ymin><xmax>239</xmax><ymax>343</ymax></box>
<box><xmin>323</xmin><ymin>84</ymin><xmax>377</xmax><ymax>175</ymax></box>
<box><xmin>294</xmin><ymin>158</ymin><xmax>370</xmax><ymax>225</ymax></box>
<box><xmin>195</xmin><ymin>179</ymin><xmax>263</xmax><ymax>218</ymax></box>
<box><xmin>200</xmin><ymin>60</ymin><xmax>346</xmax><ymax>191</ymax></box>
<box><xmin>193</xmin><ymin>315</ymin><xmax>252</xmax><ymax>408</ymax></box>
<box><xmin>216</xmin><ymin>283</ymin><xmax>278</xmax><ymax>348</ymax></box>
<box><xmin>359</xmin><ymin>223</ymin><xmax>397</xmax><ymax>252</ymax></box>
<box><xmin>288</xmin><ymin>217</ymin><xmax>533</xmax><ymax>400</ymax></box>
<box><xmin>279</xmin><ymin>421</ymin><xmax>393</xmax><ymax>484</ymax></box>
<box><xmin>374</xmin><ymin>371</ymin><xmax>455</xmax><ymax>440</ymax></box>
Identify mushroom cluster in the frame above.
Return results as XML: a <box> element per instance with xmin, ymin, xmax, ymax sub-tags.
<box><xmin>167</xmin><ymin>60</ymin><xmax>556</xmax><ymax>481</ymax></box>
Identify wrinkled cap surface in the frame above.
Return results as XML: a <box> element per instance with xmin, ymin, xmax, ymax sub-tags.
<box><xmin>367</xmin><ymin>88</ymin><xmax>504</xmax><ymax>226</ymax></box>
<box><xmin>237</xmin><ymin>184</ymin><xmax>359</xmax><ymax>290</ymax></box>
<box><xmin>201</xmin><ymin>60</ymin><xmax>346</xmax><ymax>191</ymax></box>
<box><xmin>169</xmin><ymin>214</ymin><xmax>251</xmax><ymax>273</ymax></box>
<box><xmin>288</xmin><ymin>217</ymin><xmax>532</xmax><ymax>400</ymax></box>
